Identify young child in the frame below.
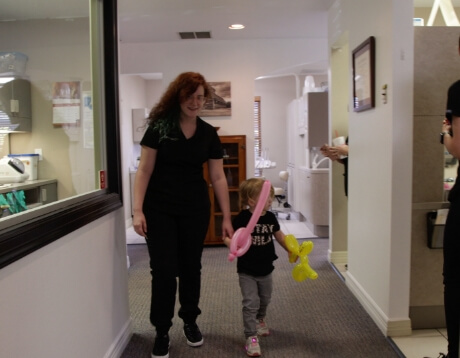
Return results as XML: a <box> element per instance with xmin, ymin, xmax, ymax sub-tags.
<box><xmin>223</xmin><ymin>178</ymin><xmax>290</xmax><ymax>357</ymax></box>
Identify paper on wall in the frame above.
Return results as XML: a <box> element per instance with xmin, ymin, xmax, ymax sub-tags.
<box><xmin>435</xmin><ymin>208</ymin><xmax>449</xmax><ymax>225</ymax></box>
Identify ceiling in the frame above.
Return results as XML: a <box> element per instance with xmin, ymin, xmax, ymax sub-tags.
<box><xmin>117</xmin><ymin>0</ymin><xmax>335</xmax><ymax>43</ymax></box>
<box><xmin>117</xmin><ymin>0</ymin><xmax>460</xmax><ymax>43</ymax></box>
<box><xmin>2</xmin><ymin>0</ymin><xmax>459</xmax><ymax>44</ymax></box>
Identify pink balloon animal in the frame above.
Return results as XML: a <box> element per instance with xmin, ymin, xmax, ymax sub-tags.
<box><xmin>228</xmin><ymin>180</ymin><xmax>271</xmax><ymax>262</ymax></box>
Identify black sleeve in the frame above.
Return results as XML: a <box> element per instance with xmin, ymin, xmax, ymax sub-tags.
<box><xmin>140</xmin><ymin>126</ymin><xmax>160</xmax><ymax>149</ymax></box>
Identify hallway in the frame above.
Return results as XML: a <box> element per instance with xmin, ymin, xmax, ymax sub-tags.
<box><xmin>125</xmin><ymin>216</ymin><xmax>448</xmax><ymax>357</ymax></box>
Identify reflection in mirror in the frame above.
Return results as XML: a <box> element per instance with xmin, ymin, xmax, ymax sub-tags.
<box><xmin>0</xmin><ymin>0</ymin><xmax>102</xmax><ymax>224</ymax></box>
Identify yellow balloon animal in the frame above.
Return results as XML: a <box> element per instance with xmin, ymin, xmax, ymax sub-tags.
<box><xmin>285</xmin><ymin>234</ymin><xmax>318</xmax><ymax>282</ymax></box>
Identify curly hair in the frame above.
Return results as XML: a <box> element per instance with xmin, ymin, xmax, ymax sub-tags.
<box><xmin>147</xmin><ymin>72</ymin><xmax>211</xmax><ymax>142</ymax></box>
<box><xmin>239</xmin><ymin>178</ymin><xmax>275</xmax><ymax>210</ymax></box>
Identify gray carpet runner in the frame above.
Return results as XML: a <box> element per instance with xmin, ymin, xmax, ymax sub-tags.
<box><xmin>121</xmin><ymin>239</ymin><xmax>401</xmax><ymax>358</ymax></box>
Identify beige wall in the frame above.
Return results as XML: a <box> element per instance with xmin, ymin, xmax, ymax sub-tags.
<box><xmin>414</xmin><ymin>7</ymin><xmax>460</xmax><ymax>26</ymax></box>
<box><xmin>329</xmin><ymin>35</ymin><xmax>349</xmax><ymax>261</ymax></box>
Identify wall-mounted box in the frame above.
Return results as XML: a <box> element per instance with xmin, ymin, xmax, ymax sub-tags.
<box><xmin>132</xmin><ymin>108</ymin><xmax>148</xmax><ymax>143</ymax></box>
<box><xmin>0</xmin><ymin>78</ymin><xmax>32</xmax><ymax>133</ymax></box>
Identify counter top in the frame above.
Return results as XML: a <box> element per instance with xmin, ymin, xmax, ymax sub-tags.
<box><xmin>0</xmin><ymin>179</ymin><xmax>57</xmax><ymax>194</ymax></box>
<box><xmin>298</xmin><ymin>166</ymin><xmax>329</xmax><ymax>174</ymax></box>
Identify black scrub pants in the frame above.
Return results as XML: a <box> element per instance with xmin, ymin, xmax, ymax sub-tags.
<box><xmin>145</xmin><ymin>208</ymin><xmax>210</xmax><ymax>336</ymax></box>
<box><xmin>443</xmin><ymin>200</ymin><xmax>460</xmax><ymax>358</ymax></box>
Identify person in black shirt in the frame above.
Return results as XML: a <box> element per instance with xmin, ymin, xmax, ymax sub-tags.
<box><xmin>440</xmin><ymin>77</ymin><xmax>460</xmax><ymax>358</ymax></box>
<box><xmin>223</xmin><ymin>178</ymin><xmax>289</xmax><ymax>357</ymax></box>
<box><xmin>133</xmin><ymin>72</ymin><xmax>233</xmax><ymax>358</ymax></box>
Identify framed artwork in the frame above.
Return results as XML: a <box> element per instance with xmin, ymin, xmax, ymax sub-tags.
<box><xmin>200</xmin><ymin>81</ymin><xmax>231</xmax><ymax>117</ymax></box>
<box><xmin>352</xmin><ymin>36</ymin><xmax>375</xmax><ymax>112</ymax></box>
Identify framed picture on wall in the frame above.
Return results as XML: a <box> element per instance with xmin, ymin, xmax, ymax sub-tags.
<box><xmin>352</xmin><ymin>36</ymin><xmax>375</xmax><ymax>112</ymax></box>
<box><xmin>200</xmin><ymin>81</ymin><xmax>231</xmax><ymax>117</ymax></box>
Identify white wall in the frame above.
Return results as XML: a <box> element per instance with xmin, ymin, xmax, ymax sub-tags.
<box><xmin>254</xmin><ymin>74</ymin><xmax>328</xmax><ymax>187</ymax></box>
<box><xmin>254</xmin><ymin>75</ymin><xmax>297</xmax><ymax>184</ymax></box>
<box><xmin>328</xmin><ymin>0</ymin><xmax>413</xmax><ymax>336</ymax></box>
<box><xmin>119</xmin><ymin>38</ymin><xmax>329</xmax><ymax>190</ymax></box>
<box><xmin>146</xmin><ymin>80</ymin><xmax>164</xmax><ymax>109</ymax></box>
<box><xmin>119</xmin><ymin>76</ymin><xmax>164</xmax><ymax>224</ymax></box>
<box><xmin>329</xmin><ymin>36</ymin><xmax>349</xmax><ymax>262</ymax></box>
<box><xmin>0</xmin><ymin>209</ymin><xmax>131</xmax><ymax>358</ymax></box>
<box><xmin>120</xmin><ymin>75</ymin><xmax>147</xmax><ymax>223</ymax></box>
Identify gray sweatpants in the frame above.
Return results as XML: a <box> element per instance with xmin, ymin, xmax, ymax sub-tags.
<box><xmin>238</xmin><ymin>272</ymin><xmax>273</xmax><ymax>338</ymax></box>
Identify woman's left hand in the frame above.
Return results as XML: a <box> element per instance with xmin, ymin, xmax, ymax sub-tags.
<box><xmin>222</xmin><ymin>217</ymin><xmax>234</xmax><ymax>241</ymax></box>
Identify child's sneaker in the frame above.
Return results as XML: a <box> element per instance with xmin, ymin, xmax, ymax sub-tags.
<box><xmin>245</xmin><ymin>335</ymin><xmax>261</xmax><ymax>357</ymax></box>
<box><xmin>256</xmin><ymin>318</ymin><xmax>270</xmax><ymax>336</ymax></box>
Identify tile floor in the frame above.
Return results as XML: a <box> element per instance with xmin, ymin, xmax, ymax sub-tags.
<box><xmin>333</xmin><ymin>261</ymin><xmax>449</xmax><ymax>358</ymax></box>
<box><xmin>391</xmin><ymin>329</ymin><xmax>448</xmax><ymax>358</ymax></box>
<box><xmin>125</xmin><ymin>213</ymin><xmax>449</xmax><ymax>358</ymax></box>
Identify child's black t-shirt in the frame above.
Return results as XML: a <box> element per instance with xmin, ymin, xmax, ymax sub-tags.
<box><xmin>233</xmin><ymin>209</ymin><xmax>280</xmax><ymax>276</ymax></box>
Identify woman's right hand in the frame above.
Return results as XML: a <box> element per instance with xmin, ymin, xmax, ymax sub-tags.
<box><xmin>133</xmin><ymin>211</ymin><xmax>147</xmax><ymax>237</ymax></box>
<box><xmin>320</xmin><ymin>144</ymin><xmax>329</xmax><ymax>156</ymax></box>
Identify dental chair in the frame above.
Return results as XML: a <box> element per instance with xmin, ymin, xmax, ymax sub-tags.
<box><xmin>272</xmin><ymin>171</ymin><xmax>291</xmax><ymax>219</ymax></box>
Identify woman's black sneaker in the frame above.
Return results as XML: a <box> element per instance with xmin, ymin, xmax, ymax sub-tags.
<box><xmin>183</xmin><ymin>323</ymin><xmax>203</xmax><ymax>347</ymax></box>
<box><xmin>152</xmin><ymin>334</ymin><xmax>169</xmax><ymax>358</ymax></box>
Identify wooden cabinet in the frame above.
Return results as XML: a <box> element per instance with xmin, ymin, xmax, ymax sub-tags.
<box><xmin>204</xmin><ymin>135</ymin><xmax>246</xmax><ymax>245</ymax></box>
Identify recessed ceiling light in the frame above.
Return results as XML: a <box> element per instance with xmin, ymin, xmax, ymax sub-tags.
<box><xmin>229</xmin><ymin>24</ymin><xmax>245</xmax><ymax>30</ymax></box>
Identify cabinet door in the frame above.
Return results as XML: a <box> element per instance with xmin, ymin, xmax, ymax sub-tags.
<box><xmin>298</xmin><ymin>168</ymin><xmax>311</xmax><ymax>219</ymax></box>
<box><xmin>205</xmin><ymin>135</ymin><xmax>246</xmax><ymax>244</ymax></box>
<box><xmin>39</xmin><ymin>183</ymin><xmax>58</xmax><ymax>205</ymax></box>
<box><xmin>307</xmin><ymin>92</ymin><xmax>328</xmax><ymax>148</ymax></box>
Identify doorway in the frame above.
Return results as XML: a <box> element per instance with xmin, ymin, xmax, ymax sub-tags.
<box><xmin>328</xmin><ymin>33</ymin><xmax>349</xmax><ymax>265</ymax></box>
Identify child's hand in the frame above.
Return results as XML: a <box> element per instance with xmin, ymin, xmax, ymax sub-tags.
<box><xmin>288</xmin><ymin>251</ymin><xmax>299</xmax><ymax>263</ymax></box>
<box><xmin>222</xmin><ymin>236</ymin><xmax>231</xmax><ymax>248</ymax></box>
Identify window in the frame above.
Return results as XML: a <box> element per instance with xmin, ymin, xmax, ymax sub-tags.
<box><xmin>254</xmin><ymin>96</ymin><xmax>262</xmax><ymax>177</ymax></box>
<box><xmin>0</xmin><ymin>0</ymin><xmax>122</xmax><ymax>269</ymax></box>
